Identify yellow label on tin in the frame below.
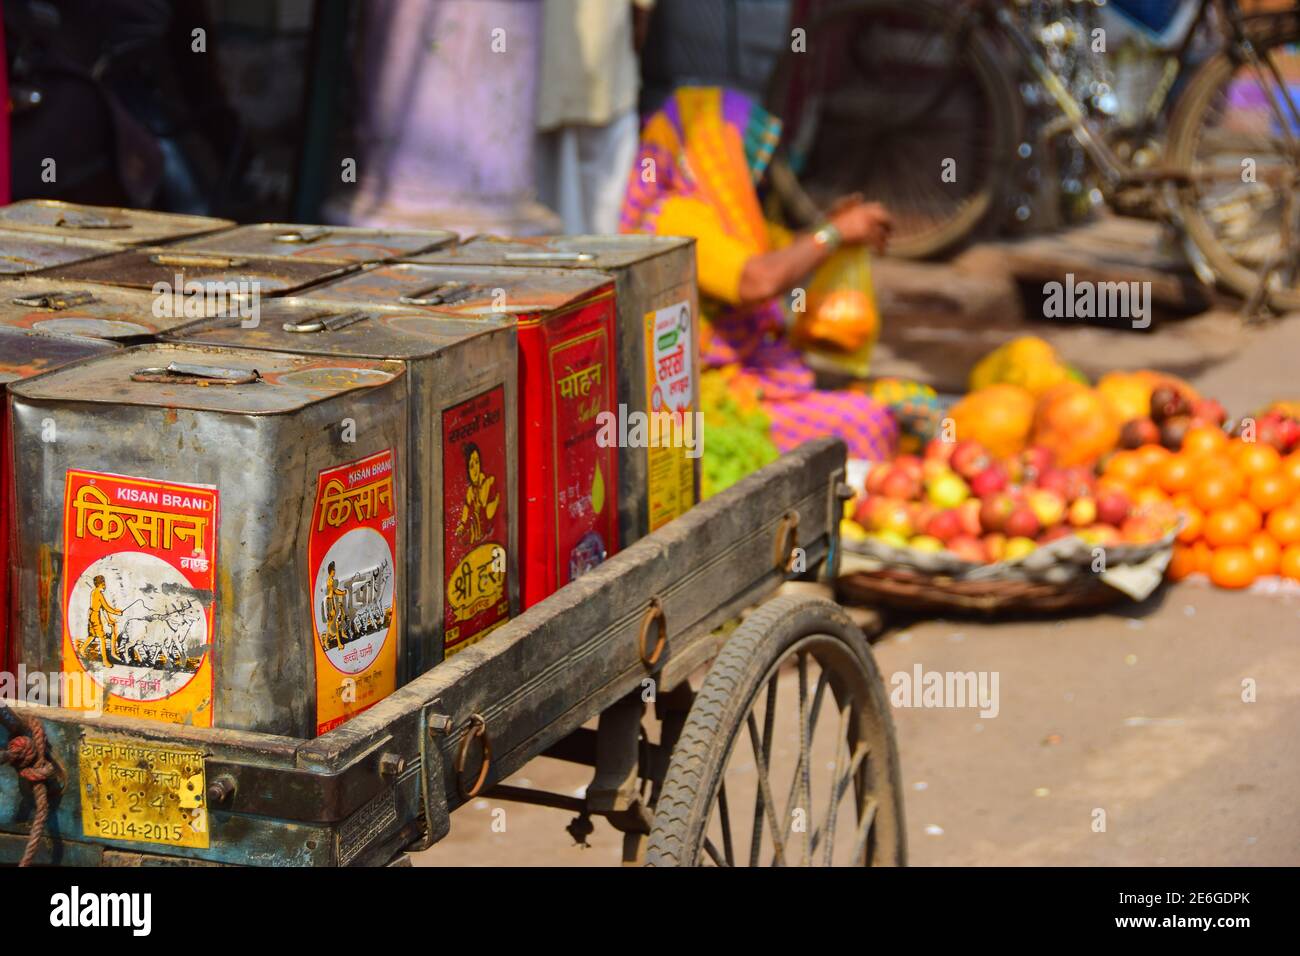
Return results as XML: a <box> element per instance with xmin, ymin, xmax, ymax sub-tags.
<box><xmin>644</xmin><ymin>300</ymin><xmax>696</xmax><ymax>531</ymax></box>
<box><xmin>79</xmin><ymin>737</ymin><xmax>209</xmax><ymax>849</ymax></box>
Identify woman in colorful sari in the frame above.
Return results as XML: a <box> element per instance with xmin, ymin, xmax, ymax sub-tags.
<box><xmin>620</xmin><ymin>86</ymin><xmax>899</xmax><ymax>463</ymax></box>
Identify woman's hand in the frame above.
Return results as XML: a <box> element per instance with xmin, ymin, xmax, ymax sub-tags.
<box><xmin>828</xmin><ymin>194</ymin><xmax>893</xmax><ymax>253</ymax></box>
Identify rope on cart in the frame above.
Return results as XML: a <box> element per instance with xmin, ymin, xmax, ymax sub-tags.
<box><xmin>0</xmin><ymin>704</ymin><xmax>56</xmax><ymax>867</ymax></box>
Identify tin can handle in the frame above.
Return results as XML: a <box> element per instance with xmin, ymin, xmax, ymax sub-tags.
<box><xmin>282</xmin><ymin>310</ymin><xmax>370</xmax><ymax>334</ymax></box>
<box><xmin>54</xmin><ymin>212</ymin><xmax>121</xmax><ymax>230</ymax></box>
<box><xmin>272</xmin><ymin>226</ymin><xmax>333</xmax><ymax>244</ymax></box>
<box><xmin>131</xmin><ymin>362</ymin><xmax>262</xmax><ymax>385</ymax></box>
<box><xmin>398</xmin><ymin>281</ymin><xmax>479</xmax><ymax>306</ymax></box>
<box><xmin>149</xmin><ymin>253</ymin><xmax>247</xmax><ymax>269</ymax></box>
<box><xmin>503</xmin><ymin>251</ymin><xmax>595</xmax><ymax>263</ymax></box>
<box><xmin>11</xmin><ymin>290</ymin><xmax>98</xmax><ymax>310</ymax></box>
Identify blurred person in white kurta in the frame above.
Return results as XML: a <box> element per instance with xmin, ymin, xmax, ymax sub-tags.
<box><xmin>536</xmin><ymin>0</ymin><xmax>654</xmax><ymax>235</ymax></box>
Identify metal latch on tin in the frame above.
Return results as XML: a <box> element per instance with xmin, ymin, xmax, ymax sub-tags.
<box><xmin>273</xmin><ymin>226</ymin><xmax>333</xmax><ymax>244</ymax></box>
<box><xmin>11</xmin><ymin>290</ymin><xmax>98</xmax><ymax>310</ymax></box>
<box><xmin>398</xmin><ymin>281</ymin><xmax>481</xmax><ymax>307</ymax></box>
<box><xmin>283</xmin><ymin>310</ymin><xmax>370</xmax><ymax>334</ymax></box>
<box><xmin>504</xmin><ymin>251</ymin><xmax>596</xmax><ymax>263</ymax></box>
<box><xmin>55</xmin><ymin>212</ymin><xmax>123</xmax><ymax>230</ymax></box>
<box><xmin>131</xmin><ymin>362</ymin><xmax>262</xmax><ymax>385</ymax></box>
<box><xmin>149</xmin><ymin>253</ymin><xmax>247</xmax><ymax>269</ymax></box>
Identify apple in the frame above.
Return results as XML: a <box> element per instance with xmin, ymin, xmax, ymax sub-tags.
<box><xmin>969</xmin><ymin>463</ymin><xmax>1008</xmax><ymax>498</ymax></box>
<box><xmin>1036</xmin><ymin>468</ymin><xmax>1072</xmax><ymax>500</ymax></box>
<box><xmin>946</xmin><ymin>534</ymin><xmax>988</xmax><ymax>564</ymax></box>
<box><xmin>841</xmin><ymin>519</ymin><xmax>868</xmax><ymax>541</ymax></box>
<box><xmin>979</xmin><ymin>493</ymin><xmax>1016</xmax><ymax>534</ymax></box>
<box><xmin>922</xmin><ymin>458</ymin><xmax>952</xmax><ymax>483</ymax></box>
<box><xmin>881</xmin><ymin>467</ymin><xmax>922</xmax><ymax>501</ymax></box>
<box><xmin>1120</xmin><ymin>417</ymin><xmax>1161</xmax><ymax>450</ymax></box>
<box><xmin>870</xmin><ymin>529</ymin><xmax>910</xmax><ymax>548</ymax></box>
<box><xmin>925</xmin><ymin>437</ymin><xmax>956</xmax><ymax>464</ymax></box>
<box><xmin>1028</xmin><ymin>488</ymin><xmax>1067</xmax><ymax>528</ymax></box>
<box><xmin>1191</xmin><ymin>398</ymin><xmax>1226</xmax><ymax>427</ymax></box>
<box><xmin>894</xmin><ymin>455</ymin><xmax>924</xmax><ymax>480</ymax></box>
<box><xmin>1080</xmin><ymin>524</ymin><xmax>1121</xmax><ymax>546</ymax></box>
<box><xmin>925</xmin><ymin>509</ymin><xmax>963</xmax><ymax>543</ymax></box>
<box><xmin>1096</xmin><ymin>490</ymin><xmax>1131</xmax><ymax>527</ymax></box>
<box><xmin>958</xmin><ymin>499</ymin><xmax>984</xmax><ymax>537</ymax></box>
<box><xmin>1004</xmin><ymin>506</ymin><xmax>1042</xmax><ymax>540</ymax></box>
<box><xmin>950</xmin><ymin>441</ymin><xmax>992</xmax><ymax>481</ymax></box>
<box><xmin>926</xmin><ymin>472</ymin><xmax>970</xmax><ymax>509</ymax></box>
<box><xmin>983</xmin><ymin>532</ymin><xmax>1007</xmax><ymax>562</ymax></box>
<box><xmin>1019</xmin><ymin>445</ymin><xmax>1054</xmax><ymax>481</ymax></box>
<box><xmin>875</xmin><ymin>500</ymin><xmax>914</xmax><ymax>537</ymax></box>
<box><xmin>1121</xmin><ymin>514</ymin><xmax>1164</xmax><ymax>544</ymax></box>
<box><xmin>1040</xmin><ymin>525</ymin><xmax>1073</xmax><ymax>544</ymax></box>
<box><xmin>1004</xmin><ymin>536</ymin><xmax>1038</xmax><ymax>560</ymax></box>
<box><xmin>908</xmin><ymin>534</ymin><xmax>945</xmax><ymax>553</ymax></box>
<box><xmin>1068</xmin><ymin>496</ymin><xmax>1097</xmax><ymax>527</ymax></box>
<box><xmin>864</xmin><ymin>463</ymin><xmax>890</xmax><ymax>496</ymax></box>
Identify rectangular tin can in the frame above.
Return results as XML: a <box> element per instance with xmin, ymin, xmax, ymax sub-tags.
<box><xmin>0</xmin><ymin>228</ymin><xmax>122</xmax><ymax>276</ymax></box>
<box><xmin>34</xmin><ymin>248</ymin><xmax>355</xmax><ymax>297</ymax></box>
<box><xmin>168</xmin><ymin>223</ymin><xmax>458</xmax><ymax>265</ymax></box>
<box><xmin>304</xmin><ymin>263</ymin><xmax>619</xmax><ymax>609</ymax></box>
<box><xmin>1</xmin><ymin>329</ymin><xmax>120</xmax><ymax>676</ymax></box>
<box><xmin>0</xmin><ymin>277</ymin><xmax>228</xmax><ymax>343</ymax></box>
<box><xmin>406</xmin><ymin>235</ymin><xmax>701</xmax><ymax>546</ymax></box>
<box><xmin>167</xmin><ymin>299</ymin><xmax>519</xmax><ymax>670</ymax></box>
<box><xmin>9</xmin><ymin>343</ymin><xmax>409</xmax><ymax>737</ymax></box>
<box><xmin>0</xmin><ymin>200</ymin><xmax>232</xmax><ymax>245</ymax></box>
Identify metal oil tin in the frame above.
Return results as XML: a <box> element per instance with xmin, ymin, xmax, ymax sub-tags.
<box><xmin>0</xmin><ymin>200</ymin><xmax>232</xmax><ymax>245</ymax></box>
<box><xmin>304</xmin><ymin>263</ymin><xmax>619</xmax><ymax>609</ymax></box>
<box><xmin>9</xmin><ymin>343</ymin><xmax>408</xmax><ymax>738</ymax></box>
<box><xmin>168</xmin><ymin>223</ymin><xmax>458</xmax><ymax>265</ymax></box>
<box><xmin>407</xmin><ymin>235</ymin><xmax>701</xmax><ymax>546</ymax></box>
<box><xmin>0</xmin><ymin>277</ymin><xmax>228</xmax><ymax>343</ymax></box>
<box><xmin>0</xmin><ymin>228</ymin><xmax>122</xmax><ymax>275</ymax></box>
<box><xmin>1</xmin><ymin>328</ymin><xmax>120</xmax><ymax>675</ymax></box>
<box><xmin>34</xmin><ymin>248</ymin><xmax>355</xmax><ymax>297</ymax></box>
<box><xmin>167</xmin><ymin>299</ymin><xmax>518</xmax><ymax>670</ymax></box>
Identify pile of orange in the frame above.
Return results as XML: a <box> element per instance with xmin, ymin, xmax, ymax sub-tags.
<box><xmin>1108</xmin><ymin>426</ymin><xmax>1300</xmax><ymax>588</ymax></box>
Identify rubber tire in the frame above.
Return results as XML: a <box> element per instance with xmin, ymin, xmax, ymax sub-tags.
<box><xmin>644</xmin><ymin>593</ymin><xmax>906</xmax><ymax>867</ymax></box>
<box><xmin>1166</xmin><ymin>24</ymin><xmax>1300</xmax><ymax>312</ymax></box>
<box><xmin>765</xmin><ymin>0</ymin><xmax>1021</xmax><ymax>259</ymax></box>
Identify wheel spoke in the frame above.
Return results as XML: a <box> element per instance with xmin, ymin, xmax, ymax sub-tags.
<box><xmin>777</xmin><ymin>665</ymin><xmax>830</xmax><ymax>858</ymax></box>
<box><xmin>810</xmin><ymin>725</ymin><xmax>870</xmax><ymax>863</ymax></box>
<box><xmin>717</xmin><ymin>779</ymin><xmax>736</xmax><ymax>867</ymax></box>
<box><xmin>747</xmin><ymin>676</ymin><xmax>779</xmax><ymax>867</ymax></box>
<box><xmin>746</xmin><ymin>711</ymin><xmax>788</xmax><ymax>867</ymax></box>
<box><xmin>850</xmin><ymin>798</ymin><xmax>879</xmax><ymax>867</ymax></box>
<box><xmin>702</xmin><ymin>837</ymin><xmax>731</xmax><ymax>868</ymax></box>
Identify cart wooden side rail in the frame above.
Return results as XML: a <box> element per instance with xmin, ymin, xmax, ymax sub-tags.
<box><xmin>0</xmin><ymin>437</ymin><xmax>906</xmax><ymax>866</ymax></box>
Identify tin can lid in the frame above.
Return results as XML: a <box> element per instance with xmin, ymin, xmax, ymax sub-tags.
<box><xmin>0</xmin><ymin>326</ymin><xmax>120</xmax><ymax>385</ymax></box>
<box><xmin>170</xmin><ymin>223</ymin><xmax>459</xmax><ymax>265</ymax></box>
<box><xmin>0</xmin><ymin>200</ymin><xmax>232</xmax><ymax>245</ymax></box>
<box><xmin>35</xmin><ymin>248</ymin><xmax>355</xmax><ymax>296</ymax></box>
<box><xmin>0</xmin><ymin>278</ymin><xmax>222</xmax><ymax>341</ymax></box>
<box><xmin>405</xmin><ymin>234</ymin><xmax>692</xmax><ymax>270</ymax></box>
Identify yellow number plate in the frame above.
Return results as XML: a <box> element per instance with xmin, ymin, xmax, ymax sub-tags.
<box><xmin>79</xmin><ymin>737</ymin><xmax>209</xmax><ymax>849</ymax></box>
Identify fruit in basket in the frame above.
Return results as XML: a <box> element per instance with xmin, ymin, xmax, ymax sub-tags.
<box><xmin>947</xmin><ymin>535</ymin><xmax>988</xmax><ymax>563</ymax></box>
<box><xmin>1158</xmin><ymin>415</ymin><xmax>1193</xmax><ymax>452</ymax></box>
<box><xmin>909</xmin><ymin>534</ymin><xmax>945</xmax><ymax>553</ymax></box>
<box><xmin>926</xmin><ymin>471</ymin><xmax>970</xmax><ymax>508</ymax></box>
<box><xmin>1031</xmin><ymin>381</ymin><xmax>1121</xmax><ymax>467</ymax></box>
<box><xmin>1150</xmin><ymin>384</ymin><xmax>1193</xmax><ymax>422</ymax></box>
<box><xmin>958</xmin><ymin>499</ymin><xmax>984</xmax><ymax>537</ymax></box>
<box><xmin>969</xmin><ymin>462</ymin><xmax>1008</xmax><ymax>498</ymax></box>
<box><xmin>1004</xmin><ymin>506</ymin><xmax>1041</xmax><ymax>540</ymax></box>
<box><xmin>1191</xmin><ymin>398</ymin><xmax>1227</xmax><ymax>427</ymax></box>
<box><xmin>948</xmin><ymin>386</ymin><xmax>1037</xmax><ymax>459</ymax></box>
<box><xmin>1120</xmin><ymin>417</ymin><xmax>1161</xmax><ymax>450</ymax></box>
<box><xmin>949</xmin><ymin>440</ymin><xmax>992</xmax><ymax>481</ymax></box>
<box><xmin>872</xmin><ymin>529</ymin><xmax>910</xmax><ymax>548</ymax></box>
<box><xmin>979</xmin><ymin>493</ymin><xmax>1016</xmax><ymax>534</ymax></box>
<box><xmin>1068</xmin><ymin>496</ymin><xmax>1097</xmax><ymax>527</ymax></box>
<box><xmin>881</xmin><ymin>466</ymin><xmax>923</xmax><ymax>501</ymax></box>
<box><xmin>983</xmin><ymin>532</ymin><xmax>1007</xmax><ymax>561</ymax></box>
<box><xmin>1096</xmin><ymin>490</ymin><xmax>1132</xmax><ymax>527</ymax></box>
<box><xmin>1097</xmin><ymin>370</ymin><xmax>1199</xmax><ymax>424</ymax></box>
<box><xmin>1004</xmin><ymin>536</ymin><xmax>1038</xmax><ymax>560</ymax></box>
<box><xmin>1027</xmin><ymin>489</ymin><xmax>1066</xmax><ymax>528</ymax></box>
<box><xmin>925</xmin><ymin>509</ymin><xmax>962</xmax><ymax>543</ymax></box>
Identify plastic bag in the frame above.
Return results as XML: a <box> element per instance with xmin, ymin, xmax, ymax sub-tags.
<box><xmin>793</xmin><ymin>246</ymin><xmax>880</xmax><ymax>377</ymax></box>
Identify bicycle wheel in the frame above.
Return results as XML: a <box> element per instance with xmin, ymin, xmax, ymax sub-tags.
<box><xmin>1167</xmin><ymin>21</ymin><xmax>1300</xmax><ymax>311</ymax></box>
<box><xmin>765</xmin><ymin>0</ymin><xmax>1021</xmax><ymax>258</ymax></box>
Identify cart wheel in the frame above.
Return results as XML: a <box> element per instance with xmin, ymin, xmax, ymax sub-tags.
<box><xmin>646</xmin><ymin>594</ymin><xmax>905</xmax><ymax>867</ymax></box>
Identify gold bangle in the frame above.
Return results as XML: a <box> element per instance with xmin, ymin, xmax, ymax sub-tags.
<box><xmin>812</xmin><ymin>223</ymin><xmax>842</xmax><ymax>251</ymax></box>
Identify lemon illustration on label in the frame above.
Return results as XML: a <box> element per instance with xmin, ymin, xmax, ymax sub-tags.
<box><xmin>591</xmin><ymin>462</ymin><xmax>606</xmax><ymax>515</ymax></box>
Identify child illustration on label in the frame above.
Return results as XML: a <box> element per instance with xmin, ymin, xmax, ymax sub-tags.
<box><xmin>454</xmin><ymin>442</ymin><xmax>500</xmax><ymax>548</ymax></box>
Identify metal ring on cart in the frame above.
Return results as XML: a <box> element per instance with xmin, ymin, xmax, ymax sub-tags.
<box><xmin>454</xmin><ymin>714</ymin><xmax>492</xmax><ymax>799</ymax></box>
<box><xmin>638</xmin><ymin>597</ymin><xmax>667</xmax><ymax>669</ymax></box>
<box><xmin>774</xmin><ymin>510</ymin><xmax>800</xmax><ymax>572</ymax></box>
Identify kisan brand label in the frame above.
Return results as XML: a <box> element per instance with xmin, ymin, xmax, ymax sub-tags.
<box><xmin>551</xmin><ymin>327</ymin><xmax>616</xmax><ymax>585</ymax></box>
<box><xmin>62</xmin><ymin>470</ymin><xmax>217</xmax><ymax>727</ymax></box>
<box><xmin>645</xmin><ymin>299</ymin><xmax>696</xmax><ymax>531</ymax></box>
<box><xmin>310</xmin><ymin>449</ymin><xmax>399</xmax><ymax>735</ymax></box>
<box><xmin>443</xmin><ymin>386</ymin><xmax>510</xmax><ymax>657</ymax></box>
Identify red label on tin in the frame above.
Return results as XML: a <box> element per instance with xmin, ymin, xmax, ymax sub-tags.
<box><xmin>443</xmin><ymin>386</ymin><xmax>510</xmax><ymax>657</ymax></box>
<box><xmin>61</xmin><ymin>470</ymin><xmax>218</xmax><ymax>726</ymax></box>
<box><xmin>310</xmin><ymin>449</ymin><xmax>399</xmax><ymax>735</ymax></box>
<box><xmin>550</xmin><ymin>328</ymin><xmax>617</xmax><ymax>586</ymax></box>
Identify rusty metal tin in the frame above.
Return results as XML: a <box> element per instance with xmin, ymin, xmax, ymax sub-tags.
<box><xmin>0</xmin><ymin>277</ymin><xmax>228</xmax><ymax>343</ymax></box>
<box><xmin>167</xmin><ymin>299</ymin><xmax>519</xmax><ymax>672</ymax></box>
<box><xmin>9</xmin><ymin>343</ymin><xmax>409</xmax><ymax>738</ymax></box>
<box><xmin>1</xmin><ymin>328</ymin><xmax>120</xmax><ymax>676</ymax></box>
<box><xmin>0</xmin><ymin>228</ymin><xmax>122</xmax><ymax>275</ymax></box>
<box><xmin>0</xmin><ymin>200</ymin><xmax>232</xmax><ymax>245</ymax></box>
<box><xmin>406</xmin><ymin>235</ymin><xmax>701</xmax><ymax>546</ymax></box>
<box><xmin>34</xmin><ymin>247</ymin><xmax>355</xmax><ymax>297</ymax></box>
<box><xmin>302</xmin><ymin>263</ymin><xmax>619</xmax><ymax>610</ymax></box>
<box><xmin>169</xmin><ymin>223</ymin><xmax>458</xmax><ymax>265</ymax></box>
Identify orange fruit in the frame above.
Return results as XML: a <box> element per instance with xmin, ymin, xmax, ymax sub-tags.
<box><xmin>1248</xmin><ymin>472</ymin><xmax>1294</xmax><ymax>513</ymax></box>
<box><xmin>1281</xmin><ymin>452</ymin><xmax>1300</xmax><ymax>488</ymax></box>
<box><xmin>1157</xmin><ymin>455</ymin><xmax>1197</xmax><ymax>494</ymax></box>
<box><xmin>1137</xmin><ymin>444</ymin><xmax>1171</xmax><ymax>472</ymax></box>
<box><xmin>1235</xmin><ymin>499</ymin><xmax>1263</xmax><ymax>533</ymax></box>
<box><xmin>1234</xmin><ymin>442</ymin><xmax>1281</xmax><ymax>478</ymax></box>
<box><xmin>1248</xmin><ymin>532</ymin><xmax>1281</xmax><ymax>576</ymax></box>
<box><xmin>1204</xmin><ymin>508</ymin><xmax>1252</xmax><ymax>547</ymax></box>
<box><xmin>1280</xmin><ymin>544</ymin><xmax>1300</xmax><ymax>581</ymax></box>
<box><xmin>1183</xmin><ymin>425</ymin><xmax>1229</xmax><ymax>458</ymax></box>
<box><xmin>1134</xmin><ymin>486</ymin><xmax>1168</xmax><ymax>509</ymax></box>
<box><xmin>1175</xmin><ymin>504</ymin><xmax>1204</xmax><ymax>544</ymax></box>
<box><xmin>1104</xmin><ymin>451</ymin><xmax>1148</xmax><ymax>487</ymax></box>
<box><xmin>1168</xmin><ymin>544</ymin><xmax>1198</xmax><ymax>581</ymax></box>
<box><xmin>1266</xmin><ymin>506</ymin><xmax>1300</xmax><ymax>545</ymax></box>
<box><xmin>1209</xmin><ymin>546</ymin><xmax>1257</xmax><ymax>589</ymax></box>
<box><xmin>1193</xmin><ymin>472</ymin><xmax>1241</xmax><ymax>513</ymax></box>
<box><xmin>1192</xmin><ymin>540</ymin><xmax>1215</xmax><ymax>574</ymax></box>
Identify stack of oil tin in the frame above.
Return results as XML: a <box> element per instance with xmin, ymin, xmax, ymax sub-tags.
<box><xmin>0</xmin><ymin>201</ymin><xmax>699</xmax><ymax>740</ymax></box>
